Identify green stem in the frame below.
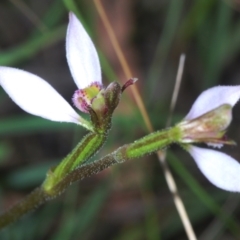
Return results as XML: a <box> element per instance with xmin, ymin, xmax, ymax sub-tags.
<box><xmin>122</xmin><ymin>128</ymin><xmax>176</xmax><ymax>159</ymax></box>
<box><xmin>43</xmin><ymin>128</ymin><xmax>178</xmax><ymax>197</ymax></box>
<box><xmin>0</xmin><ymin>187</ymin><xmax>48</xmax><ymax>229</ymax></box>
<box><xmin>0</xmin><ymin>127</ymin><xmax>179</xmax><ymax>229</ymax></box>
<box><xmin>43</xmin><ymin>132</ymin><xmax>106</xmax><ymax>194</ymax></box>
<box><xmin>53</xmin><ymin>127</ymin><xmax>177</xmax><ymax>194</ymax></box>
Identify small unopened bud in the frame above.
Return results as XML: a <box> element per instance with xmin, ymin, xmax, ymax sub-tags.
<box><xmin>178</xmin><ymin>104</ymin><xmax>235</xmax><ymax>145</ymax></box>
<box><xmin>104</xmin><ymin>82</ymin><xmax>122</xmax><ymax>114</ymax></box>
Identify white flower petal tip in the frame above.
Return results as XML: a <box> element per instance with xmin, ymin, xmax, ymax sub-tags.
<box><xmin>185</xmin><ymin>86</ymin><xmax>240</xmax><ymax>120</ymax></box>
<box><xmin>0</xmin><ymin>66</ymin><xmax>80</xmax><ymax>124</ymax></box>
<box><xmin>188</xmin><ymin>146</ymin><xmax>240</xmax><ymax>192</ymax></box>
<box><xmin>66</xmin><ymin>12</ymin><xmax>101</xmax><ymax>90</ymax></box>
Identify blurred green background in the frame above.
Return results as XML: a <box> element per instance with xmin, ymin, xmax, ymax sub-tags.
<box><xmin>1</xmin><ymin>0</ymin><xmax>240</xmax><ymax>239</ymax></box>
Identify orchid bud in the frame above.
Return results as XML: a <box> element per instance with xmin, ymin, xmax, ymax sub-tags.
<box><xmin>104</xmin><ymin>82</ymin><xmax>122</xmax><ymax>113</ymax></box>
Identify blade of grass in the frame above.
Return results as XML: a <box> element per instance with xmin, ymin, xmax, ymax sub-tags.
<box><xmin>199</xmin><ymin>195</ymin><xmax>240</xmax><ymax>240</ymax></box>
<box><xmin>0</xmin><ymin>25</ymin><xmax>66</xmax><ymax>66</ymax></box>
<box><xmin>147</xmin><ymin>0</ymin><xmax>184</xmax><ymax>95</ymax></box>
<box><xmin>9</xmin><ymin>0</ymin><xmax>48</xmax><ymax>33</ymax></box>
<box><xmin>179</xmin><ymin>0</ymin><xmax>216</xmax><ymax>42</ymax></box>
<box><xmin>62</xmin><ymin>0</ymin><xmax>87</xmax><ymax>24</ymax></box>
<box><xmin>0</xmin><ymin>116</ymin><xmax>75</xmax><ymax>136</ymax></box>
<box><xmin>41</xmin><ymin>0</ymin><xmax>66</xmax><ymax>29</ymax></box>
<box><xmin>199</xmin><ymin>1</ymin><xmax>232</xmax><ymax>88</ymax></box>
<box><xmin>29</xmin><ymin>0</ymin><xmax>67</xmax><ymax>37</ymax></box>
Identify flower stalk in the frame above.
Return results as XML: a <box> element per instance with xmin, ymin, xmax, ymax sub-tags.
<box><xmin>0</xmin><ymin>125</ymin><xmax>179</xmax><ymax>229</ymax></box>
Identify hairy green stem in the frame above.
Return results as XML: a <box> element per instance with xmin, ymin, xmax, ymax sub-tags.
<box><xmin>52</xmin><ymin>127</ymin><xmax>179</xmax><ymax>193</ymax></box>
<box><xmin>0</xmin><ymin>127</ymin><xmax>179</xmax><ymax>229</ymax></box>
<box><xmin>43</xmin><ymin>131</ymin><xmax>107</xmax><ymax>194</ymax></box>
<box><xmin>0</xmin><ymin>187</ymin><xmax>47</xmax><ymax>229</ymax></box>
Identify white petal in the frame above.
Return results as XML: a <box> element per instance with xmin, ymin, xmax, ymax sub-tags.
<box><xmin>185</xmin><ymin>86</ymin><xmax>240</xmax><ymax>120</ymax></box>
<box><xmin>188</xmin><ymin>145</ymin><xmax>240</xmax><ymax>192</ymax></box>
<box><xmin>66</xmin><ymin>12</ymin><xmax>101</xmax><ymax>89</ymax></box>
<box><xmin>0</xmin><ymin>66</ymin><xmax>80</xmax><ymax>124</ymax></box>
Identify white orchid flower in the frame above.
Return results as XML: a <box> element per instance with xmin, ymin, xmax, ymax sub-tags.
<box><xmin>177</xmin><ymin>86</ymin><xmax>240</xmax><ymax>192</ymax></box>
<box><xmin>0</xmin><ymin>13</ymin><xmax>102</xmax><ymax>131</ymax></box>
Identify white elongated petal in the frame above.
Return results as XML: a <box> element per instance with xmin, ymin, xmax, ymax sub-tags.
<box><xmin>185</xmin><ymin>86</ymin><xmax>240</xmax><ymax>120</ymax></box>
<box><xmin>188</xmin><ymin>145</ymin><xmax>240</xmax><ymax>192</ymax></box>
<box><xmin>66</xmin><ymin>12</ymin><xmax>101</xmax><ymax>89</ymax></box>
<box><xmin>0</xmin><ymin>67</ymin><xmax>80</xmax><ymax>124</ymax></box>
